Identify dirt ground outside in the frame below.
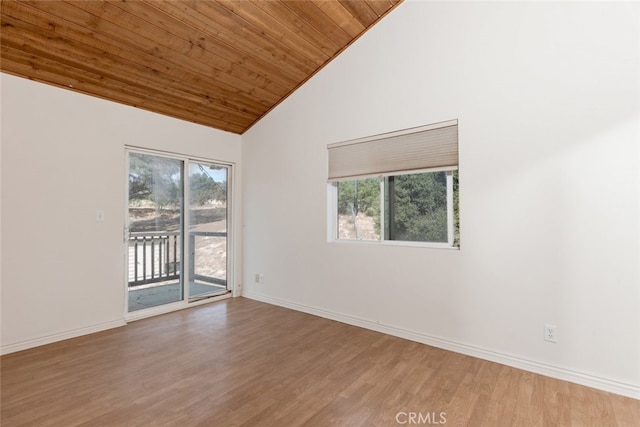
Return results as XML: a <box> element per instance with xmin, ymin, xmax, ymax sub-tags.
<box><xmin>338</xmin><ymin>213</ymin><xmax>379</xmax><ymax>240</ymax></box>
<box><xmin>128</xmin><ymin>205</ymin><xmax>227</xmax><ymax>282</ymax></box>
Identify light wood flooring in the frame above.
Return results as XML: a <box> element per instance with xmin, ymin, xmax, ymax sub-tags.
<box><xmin>2</xmin><ymin>297</ymin><xmax>639</xmax><ymax>426</ymax></box>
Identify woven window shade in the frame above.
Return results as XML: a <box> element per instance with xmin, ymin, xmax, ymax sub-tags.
<box><xmin>328</xmin><ymin>120</ymin><xmax>458</xmax><ymax>181</ymax></box>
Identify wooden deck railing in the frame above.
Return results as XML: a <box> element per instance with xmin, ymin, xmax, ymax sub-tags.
<box><xmin>127</xmin><ymin>231</ymin><xmax>226</xmax><ymax>288</ymax></box>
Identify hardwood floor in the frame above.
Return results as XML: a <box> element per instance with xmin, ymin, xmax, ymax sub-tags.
<box><xmin>2</xmin><ymin>297</ymin><xmax>638</xmax><ymax>426</ymax></box>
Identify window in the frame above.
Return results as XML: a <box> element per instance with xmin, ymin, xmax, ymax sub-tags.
<box><xmin>337</xmin><ymin>178</ymin><xmax>380</xmax><ymax>241</ymax></box>
<box><xmin>328</xmin><ymin>121</ymin><xmax>459</xmax><ymax>248</ymax></box>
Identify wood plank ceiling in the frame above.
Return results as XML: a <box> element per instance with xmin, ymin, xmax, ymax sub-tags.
<box><xmin>1</xmin><ymin>0</ymin><xmax>402</xmax><ymax>134</ymax></box>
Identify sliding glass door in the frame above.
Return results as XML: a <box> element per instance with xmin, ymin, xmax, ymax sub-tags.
<box><xmin>126</xmin><ymin>150</ymin><xmax>231</xmax><ymax>313</ymax></box>
<box><xmin>127</xmin><ymin>152</ymin><xmax>184</xmax><ymax>311</ymax></box>
<box><xmin>188</xmin><ymin>162</ymin><xmax>228</xmax><ymax>299</ymax></box>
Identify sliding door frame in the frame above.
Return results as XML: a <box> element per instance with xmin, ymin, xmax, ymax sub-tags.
<box><xmin>124</xmin><ymin>146</ymin><xmax>236</xmax><ymax>322</ymax></box>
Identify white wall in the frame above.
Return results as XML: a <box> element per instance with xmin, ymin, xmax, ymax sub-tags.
<box><xmin>242</xmin><ymin>1</ymin><xmax>640</xmax><ymax>397</ymax></box>
<box><xmin>1</xmin><ymin>74</ymin><xmax>242</xmax><ymax>353</ymax></box>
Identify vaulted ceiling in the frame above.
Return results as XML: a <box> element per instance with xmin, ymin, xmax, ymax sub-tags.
<box><xmin>1</xmin><ymin>0</ymin><xmax>402</xmax><ymax>134</ymax></box>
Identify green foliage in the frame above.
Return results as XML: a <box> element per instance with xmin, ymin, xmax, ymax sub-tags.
<box><xmin>129</xmin><ymin>153</ymin><xmax>181</xmax><ymax>209</ymax></box>
<box><xmin>190</xmin><ymin>172</ymin><xmax>226</xmax><ymax>206</ymax></box>
<box><xmin>336</xmin><ymin>171</ymin><xmax>460</xmax><ymax>244</ymax></box>
<box><xmin>453</xmin><ymin>170</ymin><xmax>460</xmax><ymax>246</ymax></box>
<box><xmin>129</xmin><ymin>155</ymin><xmax>227</xmax><ymax>209</ymax></box>
<box><xmin>337</xmin><ymin>179</ymin><xmax>380</xmax><ymax>215</ymax></box>
<box><xmin>387</xmin><ymin>172</ymin><xmax>448</xmax><ymax>242</ymax></box>
<box><xmin>337</xmin><ymin>178</ymin><xmax>381</xmax><ymax>236</ymax></box>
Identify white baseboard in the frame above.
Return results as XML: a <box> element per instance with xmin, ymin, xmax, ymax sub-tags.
<box><xmin>2</xmin><ymin>294</ymin><xmax>235</xmax><ymax>355</ymax></box>
<box><xmin>242</xmin><ymin>291</ymin><xmax>640</xmax><ymax>400</ymax></box>
<box><xmin>0</xmin><ymin>319</ymin><xmax>126</xmax><ymax>356</ymax></box>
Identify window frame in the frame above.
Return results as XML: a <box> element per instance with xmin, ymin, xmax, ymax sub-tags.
<box><xmin>328</xmin><ymin>166</ymin><xmax>459</xmax><ymax>249</ymax></box>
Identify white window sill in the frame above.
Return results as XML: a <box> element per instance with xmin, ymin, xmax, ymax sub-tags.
<box><xmin>328</xmin><ymin>238</ymin><xmax>460</xmax><ymax>250</ymax></box>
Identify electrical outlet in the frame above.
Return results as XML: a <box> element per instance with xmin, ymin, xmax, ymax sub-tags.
<box><xmin>254</xmin><ymin>274</ymin><xmax>260</xmax><ymax>283</ymax></box>
<box><xmin>544</xmin><ymin>324</ymin><xmax>557</xmax><ymax>343</ymax></box>
<box><xmin>259</xmin><ymin>274</ymin><xmax>265</xmax><ymax>284</ymax></box>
